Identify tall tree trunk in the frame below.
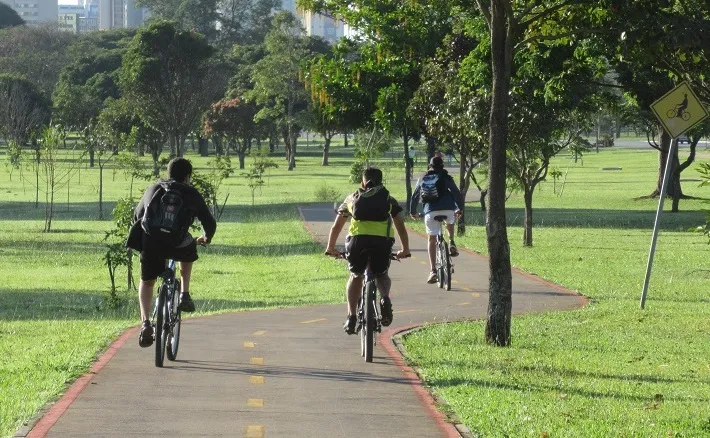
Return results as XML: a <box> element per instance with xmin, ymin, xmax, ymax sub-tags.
<box><xmin>322</xmin><ymin>134</ymin><xmax>331</xmax><ymax>166</ymax></box>
<box><xmin>484</xmin><ymin>0</ymin><xmax>514</xmax><ymax>347</ymax></box>
<box><xmin>169</xmin><ymin>134</ymin><xmax>177</xmax><ymax>157</ymax></box>
<box><xmin>403</xmin><ymin>130</ymin><xmax>412</xmax><ymax>209</ymax></box>
<box><xmin>457</xmin><ymin>149</ymin><xmax>469</xmax><ymax>236</ymax></box>
<box><xmin>672</xmin><ymin>139</ymin><xmax>697</xmax><ymax>212</ymax></box>
<box><xmin>198</xmin><ymin>135</ymin><xmax>209</xmax><ymax>157</ymax></box>
<box><xmin>34</xmin><ymin>145</ymin><xmax>40</xmax><ymax>208</ymax></box>
<box><xmin>238</xmin><ymin>150</ymin><xmax>246</xmax><ymax>169</ymax></box>
<box><xmin>99</xmin><ymin>163</ymin><xmax>104</xmax><ymax>220</ymax></box>
<box><xmin>523</xmin><ymin>187</ymin><xmax>533</xmax><ymax>247</ymax></box>
<box><xmin>151</xmin><ymin>149</ymin><xmax>160</xmax><ymax>177</ymax></box>
<box><xmin>343</xmin><ymin>130</ymin><xmax>349</xmax><ymax>148</ymax></box>
<box><xmin>214</xmin><ymin>136</ymin><xmax>223</xmax><ymax>156</ymax></box>
<box><xmin>426</xmin><ymin>135</ymin><xmax>437</xmax><ymax>161</ymax></box>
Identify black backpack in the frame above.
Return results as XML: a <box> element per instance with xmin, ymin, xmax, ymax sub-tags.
<box><xmin>420</xmin><ymin>172</ymin><xmax>445</xmax><ymax>203</ymax></box>
<box><xmin>141</xmin><ymin>182</ymin><xmax>189</xmax><ymax>246</ymax></box>
<box><xmin>350</xmin><ymin>186</ymin><xmax>391</xmax><ymax>222</ymax></box>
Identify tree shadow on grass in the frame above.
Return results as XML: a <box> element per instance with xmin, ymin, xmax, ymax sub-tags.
<box><xmin>0</xmin><ymin>289</ymin><xmax>132</xmax><ymax>321</ymax></box>
<box><xmin>464</xmin><ymin>207</ymin><xmax>707</xmax><ymax>230</ymax></box>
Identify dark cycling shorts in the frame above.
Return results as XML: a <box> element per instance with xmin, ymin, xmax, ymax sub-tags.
<box><xmin>140</xmin><ymin>236</ymin><xmax>198</xmax><ymax>281</ymax></box>
<box><xmin>344</xmin><ymin>235</ymin><xmax>394</xmax><ymax>277</ymax></box>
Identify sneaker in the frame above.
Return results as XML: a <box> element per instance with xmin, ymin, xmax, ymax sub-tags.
<box><xmin>138</xmin><ymin>321</ymin><xmax>154</xmax><ymax>348</ymax></box>
<box><xmin>179</xmin><ymin>292</ymin><xmax>195</xmax><ymax>313</ymax></box>
<box><xmin>380</xmin><ymin>297</ymin><xmax>393</xmax><ymax>327</ymax></box>
<box><xmin>426</xmin><ymin>271</ymin><xmax>438</xmax><ymax>284</ymax></box>
<box><xmin>343</xmin><ymin>315</ymin><xmax>357</xmax><ymax>335</ymax></box>
<box><xmin>449</xmin><ymin>242</ymin><xmax>459</xmax><ymax>257</ymax></box>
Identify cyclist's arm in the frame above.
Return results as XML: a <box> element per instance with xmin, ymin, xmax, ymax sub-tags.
<box><xmin>326</xmin><ymin>214</ymin><xmax>348</xmax><ymax>253</ymax></box>
<box><xmin>409</xmin><ymin>181</ymin><xmax>421</xmax><ymax>216</ymax></box>
<box><xmin>194</xmin><ymin>193</ymin><xmax>217</xmax><ymax>243</ymax></box>
<box><xmin>392</xmin><ymin>212</ymin><xmax>410</xmax><ymax>255</ymax></box>
<box><xmin>446</xmin><ymin>176</ymin><xmax>464</xmax><ymax>211</ymax></box>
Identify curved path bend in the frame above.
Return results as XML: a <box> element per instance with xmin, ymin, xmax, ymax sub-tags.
<box><xmin>18</xmin><ymin>204</ymin><xmax>585</xmax><ymax>438</ymax></box>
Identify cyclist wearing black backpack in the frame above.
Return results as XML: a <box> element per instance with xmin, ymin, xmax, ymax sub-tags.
<box><xmin>126</xmin><ymin>158</ymin><xmax>216</xmax><ymax>348</ymax></box>
<box><xmin>410</xmin><ymin>156</ymin><xmax>463</xmax><ymax>284</ymax></box>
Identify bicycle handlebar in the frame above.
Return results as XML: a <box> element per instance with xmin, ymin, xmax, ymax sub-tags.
<box><xmin>324</xmin><ymin>250</ymin><xmax>411</xmax><ymax>261</ymax></box>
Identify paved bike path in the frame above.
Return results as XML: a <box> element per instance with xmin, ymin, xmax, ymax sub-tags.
<box><xmin>23</xmin><ymin>204</ymin><xmax>585</xmax><ymax>438</ymax></box>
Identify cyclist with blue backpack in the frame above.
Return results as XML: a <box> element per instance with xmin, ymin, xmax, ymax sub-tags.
<box><xmin>410</xmin><ymin>156</ymin><xmax>463</xmax><ymax>284</ymax></box>
<box><xmin>126</xmin><ymin>158</ymin><xmax>216</xmax><ymax>348</ymax></box>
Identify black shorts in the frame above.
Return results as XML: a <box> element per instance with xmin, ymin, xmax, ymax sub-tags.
<box><xmin>344</xmin><ymin>235</ymin><xmax>394</xmax><ymax>277</ymax></box>
<box><xmin>140</xmin><ymin>237</ymin><xmax>198</xmax><ymax>281</ymax></box>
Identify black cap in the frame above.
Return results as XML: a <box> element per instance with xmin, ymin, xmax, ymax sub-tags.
<box><xmin>429</xmin><ymin>156</ymin><xmax>444</xmax><ymax>168</ymax></box>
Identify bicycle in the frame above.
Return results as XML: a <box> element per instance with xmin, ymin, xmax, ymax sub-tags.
<box><xmin>152</xmin><ymin>259</ymin><xmax>182</xmax><ymax>368</ymax></box>
<box><xmin>666</xmin><ymin>108</ymin><xmax>691</xmax><ymax>121</ymax></box>
<box><xmin>433</xmin><ymin>215</ymin><xmax>453</xmax><ymax>291</ymax></box>
<box><xmin>327</xmin><ymin>250</ymin><xmax>409</xmax><ymax>363</ymax></box>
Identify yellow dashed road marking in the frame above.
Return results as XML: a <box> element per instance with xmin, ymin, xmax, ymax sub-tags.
<box><xmin>393</xmin><ymin>309</ymin><xmax>419</xmax><ymax>314</ymax></box>
<box><xmin>250</xmin><ymin>376</ymin><xmax>265</xmax><ymax>385</ymax></box>
<box><xmin>472</xmin><ymin>292</ymin><xmax>481</xmax><ymax>298</ymax></box>
<box><xmin>245</xmin><ymin>425</ymin><xmax>264</xmax><ymax>438</ymax></box>
<box><xmin>244</xmin><ymin>341</ymin><xmax>255</xmax><ymax>348</ymax></box>
<box><xmin>300</xmin><ymin>318</ymin><xmax>327</xmax><ymax>324</ymax></box>
<box><xmin>452</xmin><ymin>279</ymin><xmax>460</xmax><ymax>284</ymax></box>
<box><xmin>419</xmin><ymin>261</ymin><xmax>427</xmax><ymax>265</ymax></box>
<box><xmin>456</xmin><ymin>302</ymin><xmax>471</xmax><ymax>306</ymax></box>
<box><xmin>250</xmin><ymin>357</ymin><xmax>264</xmax><ymax>365</ymax></box>
<box><xmin>252</xmin><ymin>331</ymin><xmax>266</xmax><ymax>336</ymax></box>
<box><xmin>248</xmin><ymin>398</ymin><xmax>264</xmax><ymax>408</ymax></box>
<box><xmin>462</xmin><ymin>286</ymin><xmax>473</xmax><ymax>292</ymax></box>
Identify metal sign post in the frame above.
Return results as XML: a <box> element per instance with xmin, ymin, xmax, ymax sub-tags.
<box><xmin>642</xmin><ymin>82</ymin><xmax>708</xmax><ymax>309</ymax></box>
<box><xmin>640</xmin><ymin>140</ymin><xmax>676</xmax><ymax>309</ymax></box>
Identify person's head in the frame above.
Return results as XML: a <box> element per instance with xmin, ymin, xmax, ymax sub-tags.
<box><xmin>361</xmin><ymin>167</ymin><xmax>383</xmax><ymax>189</ymax></box>
<box><xmin>167</xmin><ymin>157</ymin><xmax>193</xmax><ymax>183</ymax></box>
<box><xmin>429</xmin><ymin>156</ymin><xmax>444</xmax><ymax>171</ymax></box>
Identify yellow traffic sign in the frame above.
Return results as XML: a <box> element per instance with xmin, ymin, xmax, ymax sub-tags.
<box><xmin>651</xmin><ymin>82</ymin><xmax>708</xmax><ymax>138</ymax></box>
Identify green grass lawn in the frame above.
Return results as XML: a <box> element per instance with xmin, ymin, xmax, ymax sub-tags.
<box><xmin>402</xmin><ymin>148</ymin><xmax>710</xmax><ymax>437</ymax></box>
<box><xmin>2</xmin><ymin>144</ymin><xmax>710</xmax><ymax>437</ymax></box>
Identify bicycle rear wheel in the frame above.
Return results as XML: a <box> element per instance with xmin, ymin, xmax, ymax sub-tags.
<box><xmin>166</xmin><ymin>281</ymin><xmax>182</xmax><ymax>361</ymax></box>
<box><xmin>358</xmin><ymin>297</ymin><xmax>365</xmax><ymax>357</ymax></box>
<box><xmin>437</xmin><ymin>240</ymin><xmax>445</xmax><ymax>289</ymax></box>
<box><xmin>364</xmin><ymin>282</ymin><xmax>375</xmax><ymax>363</ymax></box>
<box><xmin>155</xmin><ymin>284</ymin><xmax>168</xmax><ymax>367</ymax></box>
<box><xmin>443</xmin><ymin>242</ymin><xmax>452</xmax><ymax>291</ymax></box>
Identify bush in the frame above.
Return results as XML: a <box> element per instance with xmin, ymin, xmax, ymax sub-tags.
<box><xmin>314</xmin><ymin>184</ymin><xmax>341</xmax><ymax>203</ymax></box>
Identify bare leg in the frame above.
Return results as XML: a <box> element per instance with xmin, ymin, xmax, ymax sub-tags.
<box><xmin>139</xmin><ymin>279</ymin><xmax>156</xmax><ymax>322</ymax></box>
<box><xmin>179</xmin><ymin>261</ymin><xmax>193</xmax><ymax>293</ymax></box>
<box><xmin>375</xmin><ymin>274</ymin><xmax>392</xmax><ymax>299</ymax></box>
<box><xmin>346</xmin><ymin>274</ymin><xmax>364</xmax><ymax>316</ymax></box>
<box><xmin>446</xmin><ymin>223</ymin><xmax>455</xmax><ymax>241</ymax></box>
<box><xmin>428</xmin><ymin>235</ymin><xmax>437</xmax><ymax>271</ymax></box>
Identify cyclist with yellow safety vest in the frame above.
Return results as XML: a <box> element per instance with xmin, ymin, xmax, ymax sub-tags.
<box><xmin>325</xmin><ymin>167</ymin><xmax>411</xmax><ymax>334</ymax></box>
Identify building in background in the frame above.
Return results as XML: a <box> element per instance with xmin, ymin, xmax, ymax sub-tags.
<box><xmin>58</xmin><ymin>11</ymin><xmax>79</xmax><ymax>32</ymax></box>
<box><xmin>98</xmin><ymin>0</ymin><xmax>146</xmax><ymax>30</ymax></box>
<box><xmin>8</xmin><ymin>0</ymin><xmax>58</xmax><ymax>25</ymax></box>
<box><xmin>281</xmin><ymin>0</ymin><xmax>344</xmax><ymax>44</ymax></box>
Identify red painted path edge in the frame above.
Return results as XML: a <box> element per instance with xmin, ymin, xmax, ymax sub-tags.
<box><xmin>379</xmin><ymin>325</ymin><xmax>464</xmax><ymax>438</ymax></box>
<box><xmin>25</xmin><ymin>326</ymin><xmax>139</xmax><ymax>438</ymax></box>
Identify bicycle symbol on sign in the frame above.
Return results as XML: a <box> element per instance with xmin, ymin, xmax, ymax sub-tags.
<box><xmin>666</xmin><ymin>93</ymin><xmax>691</xmax><ymax>121</ymax></box>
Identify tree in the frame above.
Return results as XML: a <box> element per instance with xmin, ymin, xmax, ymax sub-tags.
<box><xmin>251</xmin><ymin>12</ymin><xmax>316</xmax><ymax>171</ymax></box>
<box><xmin>0</xmin><ymin>74</ymin><xmax>50</xmax><ymax>145</ymax></box>
<box><xmin>217</xmin><ymin>0</ymin><xmax>280</xmax><ymax>47</ymax></box>
<box><xmin>120</xmin><ymin>20</ymin><xmax>214</xmax><ymax>158</ymax></box>
<box><xmin>203</xmin><ymin>98</ymin><xmax>262</xmax><ymax>169</ymax></box>
<box><xmin>0</xmin><ymin>24</ymin><xmax>76</xmax><ymax>97</ymax></box>
<box><xmin>0</xmin><ymin>2</ymin><xmax>24</xmax><ymax>29</ymax></box>
<box><xmin>137</xmin><ymin>0</ymin><xmax>218</xmax><ymax>41</ymax></box>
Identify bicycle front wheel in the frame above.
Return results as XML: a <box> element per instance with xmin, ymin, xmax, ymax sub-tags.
<box><xmin>166</xmin><ymin>282</ymin><xmax>182</xmax><ymax>361</ymax></box>
<box><xmin>443</xmin><ymin>242</ymin><xmax>452</xmax><ymax>291</ymax></box>
<box><xmin>437</xmin><ymin>241</ymin><xmax>445</xmax><ymax>289</ymax></box>
<box><xmin>155</xmin><ymin>284</ymin><xmax>168</xmax><ymax>367</ymax></box>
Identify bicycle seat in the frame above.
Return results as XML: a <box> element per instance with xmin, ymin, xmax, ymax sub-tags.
<box><xmin>433</xmin><ymin>215</ymin><xmax>448</xmax><ymax>222</ymax></box>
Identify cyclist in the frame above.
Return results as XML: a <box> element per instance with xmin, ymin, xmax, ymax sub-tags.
<box><xmin>126</xmin><ymin>157</ymin><xmax>216</xmax><ymax>348</ymax></box>
<box><xmin>325</xmin><ymin>167</ymin><xmax>411</xmax><ymax>334</ymax></box>
<box><xmin>410</xmin><ymin>156</ymin><xmax>463</xmax><ymax>284</ymax></box>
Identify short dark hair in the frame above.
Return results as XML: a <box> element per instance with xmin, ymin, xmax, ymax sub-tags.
<box><xmin>362</xmin><ymin>167</ymin><xmax>383</xmax><ymax>188</ymax></box>
<box><xmin>167</xmin><ymin>157</ymin><xmax>193</xmax><ymax>182</ymax></box>
<box><xmin>429</xmin><ymin>156</ymin><xmax>444</xmax><ymax>170</ymax></box>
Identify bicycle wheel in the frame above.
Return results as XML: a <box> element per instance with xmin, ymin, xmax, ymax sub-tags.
<box><xmin>155</xmin><ymin>284</ymin><xmax>168</xmax><ymax>367</ymax></box>
<box><xmin>166</xmin><ymin>282</ymin><xmax>182</xmax><ymax>361</ymax></box>
<box><xmin>437</xmin><ymin>240</ymin><xmax>445</xmax><ymax>289</ymax></box>
<box><xmin>682</xmin><ymin>111</ymin><xmax>691</xmax><ymax>121</ymax></box>
<box><xmin>364</xmin><ymin>281</ymin><xmax>375</xmax><ymax>363</ymax></box>
<box><xmin>442</xmin><ymin>242</ymin><xmax>452</xmax><ymax>291</ymax></box>
<box><xmin>358</xmin><ymin>297</ymin><xmax>365</xmax><ymax>358</ymax></box>
<box><xmin>666</xmin><ymin>109</ymin><xmax>676</xmax><ymax>119</ymax></box>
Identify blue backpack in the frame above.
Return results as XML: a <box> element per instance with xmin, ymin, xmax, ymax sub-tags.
<box><xmin>420</xmin><ymin>173</ymin><xmax>443</xmax><ymax>203</ymax></box>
